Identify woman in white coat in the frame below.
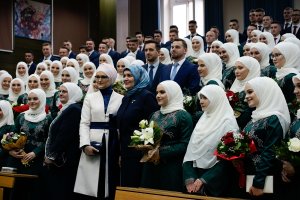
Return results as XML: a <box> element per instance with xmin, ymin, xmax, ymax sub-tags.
<box><xmin>74</xmin><ymin>63</ymin><xmax>123</xmax><ymax>200</ymax></box>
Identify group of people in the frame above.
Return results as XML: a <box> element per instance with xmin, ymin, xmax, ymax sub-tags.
<box><xmin>0</xmin><ymin>6</ymin><xmax>300</xmax><ymax>200</ymax></box>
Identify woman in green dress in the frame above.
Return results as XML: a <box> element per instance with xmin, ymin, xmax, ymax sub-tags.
<box><xmin>61</xmin><ymin>67</ymin><xmax>79</xmax><ymax>85</ymax></box>
<box><xmin>17</xmin><ymin>74</ymin><xmax>40</xmax><ymax>105</ymax></box>
<box><xmin>183</xmin><ymin>85</ymin><xmax>239</xmax><ymax>197</ymax></box>
<box><xmin>191</xmin><ymin>36</ymin><xmax>205</xmax><ymax>60</ymax></box>
<box><xmin>141</xmin><ymin>80</ymin><xmax>193</xmax><ymax>192</ymax></box>
<box><xmin>250</xmin><ymin>42</ymin><xmax>277</xmax><ymax>78</ymax></box>
<box><xmin>0</xmin><ymin>100</ymin><xmax>15</xmax><ymax>168</ymax></box>
<box><xmin>7</xmin><ymin>78</ymin><xmax>25</xmax><ymax>105</ymax></box>
<box><xmin>0</xmin><ymin>72</ymin><xmax>12</xmax><ymax>100</ymax></box>
<box><xmin>78</xmin><ymin>61</ymin><xmax>96</xmax><ymax>94</ymax></box>
<box><xmin>225</xmin><ymin>29</ymin><xmax>243</xmax><ymax>56</ymax></box>
<box><xmin>243</xmin><ymin>77</ymin><xmax>290</xmax><ymax>199</ymax></box>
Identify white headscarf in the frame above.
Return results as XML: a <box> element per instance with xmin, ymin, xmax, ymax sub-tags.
<box><xmin>247</xmin><ymin>77</ymin><xmax>290</xmax><ymax>136</ymax></box>
<box><xmin>51</xmin><ymin>60</ymin><xmax>63</xmax><ymax>82</ymax></box>
<box><xmin>184</xmin><ymin>85</ymin><xmax>239</xmax><ymax>168</ymax></box>
<box><xmin>251</xmin><ymin>42</ymin><xmax>271</xmax><ymax>68</ymax></box>
<box><xmin>8</xmin><ymin>78</ymin><xmax>25</xmax><ymax>103</ymax></box>
<box><xmin>96</xmin><ymin>63</ymin><xmax>118</xmax><ymax>85</ymax></box>
<box><xmin>225</xmin><ymin>29</ymin><xmax>240</xmax><ymax>45</ymax></box>
<box><xmin>0</xmin><ymin>100</ymin><xmax>14</xmax><ymax>126</ymax></box>
<box><xmin>60</xmin><ymin>56</ymin><xmax>69</xmax><ymax>66</ymax></box>
<box><xmin>26</xmin><ymin>74</ymin><xmax>40</xmax><ymax>93</ymax></box>
<box><xmin>292</xmin><ymin>74</ymin><xmax>300</xmax><ymax>119</ymax></box>
<box><xmin>282</xmin><ymin>33</ymin><xmax>296</xmax><ymax>40</ymax></box>
<box><xmin>124</xmin><ymin>54</ymin><xmax>136</xmax><ymax>64</ymax></box>
<box><xmin>243</xmin><ymin>42</ymin><xmax>255</xmax><ymax>56</ymax></box>
<box><xmin>66</xmin><ymin>58</ymin><xmax>81</xmax><ymax>75</ymax></box>
<box><xmin>16</xmin><ymin>61</ymin><xmax>29</xmax><ymax>83</ymax></box>
<box><xmin>35</xmin><ymin>62</ymin><xmax>47</xmax><ymax>75</ymax></box>
<box><xmin>24</xmin><ymin>89</ymin><xmax>47</xmax><ymax>123</ymax></box>
<box><xmin>116</xmin><ymin>58</ymin><xmax>130</xmax><ymax>82</ymax></box>
<box><xmin>0</xmin><ymin>73</ymin><xmax>12</xmax><ymax>95</ymax></box>
<box><xmin>158</xmin><ymin>80</ymin><xmax>184</xmax><ymax>114</ymax></box>
<box><xmin>183</xmin><ymin>38</ymin><xmax>193</xmax><ymax>57</ymax></box>
<box><xmin>260</xmin><ymin>32</ymin><xmax>275</xmax><ymax>50</ymax></box>
<box><xmin>62</xmin><ymin>67</ymin><xmax>79</xmax><ymax>84</ymax></box>
<box><xmin>87</xmin><ymin>73</ymin><xmax>98</xmax><ymax>94</ymax></box>
<box><xmin>159</xmin><ymin>48</ymin><xmax>172</xmax><ymax>65</ymax></box>
<box><xmin>251</xmin><ymin>30</ymin><xmax>263</xmax><ymax>42</ymax></box>
<box><xmin>80</xmin><ymin>62</ymin><xmax>96</xmax><ymax>85</ymax></box>
<box><xmin>220</xmin><ymin>43</ymin><xmax>240</xmax><ymax>69</ymax></box>
<box><xmin>44</xmin><ymin>60</ymin><xmax>53</xmax><ymax>70</ymax></box>
<box><xmin>198</xmin><ymin>53</ymin><xmax>223</xmax><ymax>85</ymax></box>
<box><xmin>191</xmin><ymin>36</ymin><xmax>205</xmax><ymax>58</ymax></box>
<box><xmin>40</xmin><ymin>70</ymin><xmax>57</xmax><ymax>97</ymax></box>
<box><xmin>284</xmin><ymin>37</ymin><xmax>300</xmax><ymax>52</ymax></box>
<box><xmin>230</xmin><ymin>56</ymin><xmax>261</xmax><ymax>93</ymax></box>
<box><xmin>59</xmin><ymin>82</ymin><xmax>83</xmax><ymax>113</ymax></box>
<box><xmin>76</xmin><ymin>53</ymin><xmax>90</xmax><ymax>67</ymax></box>
<box><xmin>274</xmin><ymin>42</ymin><xmax>300</xmax><ymax>80</ymax></box>
<box><xmin>99</xmin><ymin>53</ymin><xmax>114</xmax><ymax>66</ymax></box>
<box><xmin>131</xmin><ymin>59</ymin><xmax>145</xmax><ymax>66</ymax></box>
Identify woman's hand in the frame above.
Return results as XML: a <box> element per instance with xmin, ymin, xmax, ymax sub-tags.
<box><xmin>83</xmin><ymin>145</ymin><xmax>98</xmax><ymax>156</ymax></box>
<box><xmin>8</xmin><ymin>149</ymin><xmax>24</xmax><ymax>159</ymax></box>
<box><xmin>186</xmin><ymin>182</ymin><xmax>195</xmax><ymax>193</ymax></box>
<box><xmin>281</xmin><ymin>160</ymin><xmax>295</xmax><ymax>182</ymax></box>
<box><xmin>249</xmin><ymin>186</ymin><xmax>264</xmax><ymax>196</ymax></box>
<box><xmin>193</xmin><ymin>179</ymin><xmax>203</xmax><ymax>193</ymax></box>
<box><xmin>22</xmin><ymin>152</ymin><xmax>36</xmax><ymax>162</ymax></box>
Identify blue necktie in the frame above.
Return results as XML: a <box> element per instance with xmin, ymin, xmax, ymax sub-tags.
<box><xmin>170</xmin><ymin>63</ymin><xmax>179</xmax><ymax>80</ymax></box>
<box><xmin>149</xmin><ymin>65</ymin><xmax>154</xmax><ymax>83</ymax></box>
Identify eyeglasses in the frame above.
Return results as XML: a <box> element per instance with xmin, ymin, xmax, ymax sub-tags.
<box><xmin>95</xmin><ymin>75</ymin><xmax>109</xmax><ymax>80</ymax></box>
<box><xmin>28</xmin><ymin>80</ymin><xmax>38</xmax><ymax>83</ymax></box>
<box><xmin>271</xmin><ymin>53</ymin><xmax>282</xmax><ymax>59</ymax></box>
<box><xmin>12</xmin><ymin>84</ymin><xmax>21</xmax><ymax>86</ymax></box>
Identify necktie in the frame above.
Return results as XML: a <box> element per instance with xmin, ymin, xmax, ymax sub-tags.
<box><xmin>206</xmin><ymin>46</ymin><xmax>211</xmax><ymax>53</ymax></box>
<box><xmin>139</xmin><ymin>45</ymin><xmax>142</xmax><ymax>51</ymax></box>
<box><xmin>149</xmin><ymin>65</ymin><xmax>154</xmax><ymax>83</ymax></box>
<box><xmin>284</xmin><ymin>23</ymin><xmax>289</xmax><ymax>30</ymax></box>
<box><xmin>170</xmin><ymin>63</ymin><xmax>179</xmax><ymax>80</ymax></box>
<box><xmin>293</xmin><ymin>26</ymin><xmax>298</xmax><ymax>35</ymax></box>
<box><xmin>258</xmin><ymin>25</ymin><xmax>262</xmax><ymax>31</ymax></box>
<box><xmin>274</xmin><ymin>37</ymin><xmax>277</xmax><ymax>44</ymax></box>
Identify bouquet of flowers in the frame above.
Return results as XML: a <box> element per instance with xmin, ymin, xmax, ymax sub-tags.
<box><xmin>113</xmin><ymin>80</ymin><xmax>127</xmax><ymax>95</ymax></box>
<box><xmin>129</xmin><ymin>119</ymin><xmax>162</xmax><ymax>164</ymax></box>
<box><xmin>215</xmin><ymin>131</ymin><xmax>257</xmax><ymax>188</ymax></box>
<box><xmin>275</xmin><ymin>137</ymin><xmax>300</xmax><ymax>167</ymax></box>
<box><xmin>226</xmin><ymin>90</ymin><xmax>246</xmax><ymax>118</ymax></box>
<box><xmin>183</xmin><ymin>95</ymin><xmax>197</xmax><ymax>114</ymax></box>
<box><xmin>1</xmin><ymin>132</ymin><xmax>30</xmax><ymax>166</ymax></box>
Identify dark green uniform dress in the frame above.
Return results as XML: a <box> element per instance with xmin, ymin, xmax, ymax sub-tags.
<box><xmin>276</xmin><ymin>73</ymin><xmax>297</xmax><ymax>105</ymax></box>
<box><xmin>0</xmin><ymin>94</ymin><xmax>8</xmax><ymax>100</ymax></box>
<box><xmin>242</xmin><ymin>115</ymin><xmax>283</xmax><ymax>199</ymax></box>
<box><xmin>260</xmin><ymin>65</ymin><xmax>277</xmax><ymax>79</ymax></box>
<box><xmin>141</xmin><ymin>110</ymin><xmax>193</xmax><ymax>192</ymax></box>
<box><xmin>17</xmin><ymin>93</ymin><xmax>28</xmax><ymax>105</ymax></box>
<box><xmin>0</xmin><ymin>124</ymin><xmax>14</xmax><ymax>168</ymax></box>
<box><xmin>222</xmin><ymin>66</ymin><xmax>235</xmax><ymax>90</ymax></box>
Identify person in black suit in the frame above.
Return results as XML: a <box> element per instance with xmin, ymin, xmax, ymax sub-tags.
<box><xmin>41</xmin><ymin>42</ymin><xmax>60</xmax><ymax>62</ymax></box>
<box><xmin>282</xmin><ymin>7</ymin><xmax>293</xmax><ymax>31</ymax></box>
<box><xmin>142</xmin><ymin>40</ymin><xmax>166</xmax><ymax>95</ymax></box>
<box><xmin>128</xmin><ymin>37</ymin><xmax>146</xmax><ymax>63</ymax></box>
<box><xmin>161</xmin><ymin>38</ymin><xmax>200</xmax><ymax>95</ymax></box>
<box><xmin>86</xmin><ymin>38</ymin><xmax>100</xmax><ymax>67</ymax></box>
<box><xmin>120</xmin><ymin>36</ymin><xmax>131</xmax><ymax>58</ymax></box>
<box><xmin>98</xmin><ymin>42</ymin><xmax>119</xmax><ymax>67</ymax></box>
<box><xmin>135</xmin><ymin>31</ymin><xmax>145</xmax><ymax>51</ymax></box>
<box><xmin>164</xmin><ymin>29</ymin><xmax>179</xmax><ymax>52</ymax></box>
<box><xmin>24</xmin><ymin>51</ymin><xmax>36</xmax><ymax>75</ymax></box>
<box><xmin>58</xmin><ymin>47</ymin><xmax>70</xmax><ymax>58</ymax></box>
<box><xmin>271</xmin><ymin>21</ymin><xmax>283</xmax><ymax>44</ymax></box>
<box><xmin>63</xmin><ymin>40</ymin><xmax>77</xmax><ymax>59</ymax></box>
<box><xmin>229</xmin><ymin>19</ymin><xmax>246</xmax><ymax>43</ymax></box>
<box><xmin>284</xmin><ymin>9</ymin><xmax>300</xmax><ymax>39</ymax></box>
<box><xmin>153</xmin><ymin>30</ymin><xmax>165</xmax><ymax>48</ymax></box>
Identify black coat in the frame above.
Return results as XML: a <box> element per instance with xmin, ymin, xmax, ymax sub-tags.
<box><xmin>142</xmin><ymin>63</ymin><xmax>167</xmax><ymax>95</ymax></box>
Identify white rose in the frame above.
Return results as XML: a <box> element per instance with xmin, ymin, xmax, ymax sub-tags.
<box><xmin>139</xmin><ymin>120</ymin><xmax>148</xmax><ymax>129</ymax></box>
<box><xmin>288</xmin><ymin>137</ymin><xmax>300</xmax><ymax>152</ymax></box>
<box><xmin>134</xmin><ymin>130</ymin><xmax>142</xmax><ymax>136</ymax></box>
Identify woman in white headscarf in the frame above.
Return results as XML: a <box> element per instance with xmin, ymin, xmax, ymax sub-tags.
<box><xmin>61</xmin><ymin>67</ymin><xmax>79</xmax><ymax>84</ymax></box>
<box><xmin>191</xmin><ymin>36</ymin><xmax>205</xmax><ymax>59</ymax></box>
<box><xmin>250</xmin><ymin>30</ymin><xmax>263</xmax><ymax>43</ymax></box>
<box><xmin>87</xmin><ymin>74</ymin><xmax>98</xmax><ymax>94</ymax></box>
<box><xmin>40</xmin><ymin>71</ymin><xmax>59</xmax><ymax>117</ymax></box>
<box><xmin>78</xmin><ymin>62</ymin><xmax>96</xmax><ymax>94</ymax></box>
<box><xmin>66</xmin><ymin>58</ymin><xmax>81</xmax><ymax>78</ymax></box>
<box><xmin>243</xmin><ymin>42</ymin><xmax>255</xmax><ymax>56</ymax></box>
<box><xmin>35</xmin><ymin>62</ymin><xmax>47</xmax><ymax>76</ymax></box>
<box><xmin>140</xmin><ymin>80</ymin><xmax>193</xmax><ymax>192</ymax></box>
<box><xmin>159</xmin><ymin>47</ymin><xmax>172</xmax><ymax>65</ymax></box>
<box><xmin>0</xmin><ymin>100</ymin><xmax>15</xmax><ymax>167</ymax></box>
<box><xmin>183</xmin><ymin>85</ymin><xmax>239</xmax><ymax>196</ymax></box>
<box><xmin>183</xmin><ymin>38</ymin><xmax>194</xmax><ymax>63</ymax></box>
<box><xmin>17</xmin><ymin>74</ymin><xmax>40</xmax><ymax>105</ymax></box>
<box><xmin>284</xmin><ymin>37</ymin><xmax>300</xmax><ymax>51</ymax></box>
<box><xmin>16</xmin><ymin>61</ymin><xmax>29</xmax><ymax>83</ymax></box>
<box><xmin>76</xmin><ymin>53</ymin><xmax>90</xmax><ymax>78</ymax></box>
<box><xmin>44</xmin><ymin>60</ymin><xmax>53</xmax><ymax>70</ymax></box>
<box><xmin>50</xmin><ymin>60</ymin><xmax>63</xmax><ymax>88</ymax></box>
<box><xmin>44</xmin><ymin>82</ymin><xmax>83</xmax><ymax>200</ymax></box>
<box><xmin>259</xmin><ymin>32</ymin><xmax>275</xmax><ymax>50</ymax></box>
<box><xmin>243</xmin><ymin>77</ymin><xmax>290</xmax><ymax>199</ymax></box>
<box><xmin>219</xmin><ymin>43</ymin><xmax>240</xmax><ymax>90</ymax></box>
<box><xmin>7</xmin><ymin>78</ymin><xmax>25</xmax><ymax>104</ymax></box>
<box><xmin>282</xmin><ymin>33</ymin><xmax>297</xmax><ymax>41</ymax></box>
<box><xmin>99</xmin><ymin>53</ymin><xmax>114</xmax><ymax>66</ymax></box>
<box><xmin>116</xmin><ymin>58</ymin><xmax>130</xmax><ymax>82</ymax></box>
<box><xmin>272</xmin><ymin>42</ymin><xmax>300</xmax><ymax>104</ymax></box>
<box><xmin>225</xmin><ymin>29</ymin><xmax>243</xmax><ymax>56</ymax></box>
<box><xmin>74</xmin><ymin>63</ymin><xmax>123</xmax><ymax>199</ymax></box>
<box><xmin>250</xmin><ymin>42</ymin><xmax>277</xmax><ymax>78</ymax></box>
<box><xmin>197</xmin><ymin>53</ymin><xmax>224</xmax><ymax>89</ymax></box>
<box><xmin>60</xmin><ymin>56</ymin><xmax>69</xmax><ymax>68</ymax></box>
<box><xmin>0</xmin><ymin>72</ymin><xmax>12</xmax><ymax>100</ymax></box>
<box><xmin>230</xmin><ymin>56</ymin><xmax>260</xmax><ymax>129</ymax></box>
<box><xmin>211</xmin><ymin>40</ymin><xmax>223</xmax><ymax>55</ymax></box>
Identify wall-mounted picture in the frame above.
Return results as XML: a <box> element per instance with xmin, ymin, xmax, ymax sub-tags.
<box><xmin>14</xmin><ymin>0</ymin><xmax>51</xmax><ymax>41</ymax></box>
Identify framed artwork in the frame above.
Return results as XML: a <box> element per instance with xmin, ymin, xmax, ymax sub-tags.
<box><xmin>14</xmin><ymin>0</ymin><xmax>51</xmax><ymax>41</ymax></box>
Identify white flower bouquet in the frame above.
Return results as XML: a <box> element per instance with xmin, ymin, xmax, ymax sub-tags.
<box><xmin>275</xmin><ymin>137</ymin><xmax>300</xmax><ymax>166</ymax></box>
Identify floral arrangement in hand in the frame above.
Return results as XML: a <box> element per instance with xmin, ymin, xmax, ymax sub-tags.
<box><xmin>215</xmin><ymin>131</ymin><xmax>256</xmax><ymax>188</ymax></box>
<box><xmin>275</xmin><ymin>137</ymin><xmax>300</xmax><ymax>167</ymax></box>
<box><xmin>129</xmin><ymin>119</ymin><xmax>162</xmax><ymax>164</ymax></box>
<box><xmin>113</xmin><ymin>80</ymin><xmax>127</xmax><ymax>95</ymax></box>
<box><xmin>1</xmin><ymin>132</ymin><xmax>31</xmax><ymax>166</ymax></box>
<box><xmin>183</xmin><ymin>95</ymin><xmax>197</xmax><ymax>114</ymax></box>
<box><xmin>226</xmin><ymin>90</ymin><xmax>246</xmax><ymax>118</ymax></box>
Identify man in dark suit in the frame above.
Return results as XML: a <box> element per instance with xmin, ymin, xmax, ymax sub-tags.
<box><xmin>58</xmin><ymin>47</ymin><xmax>70</xmax><ymax>58</ymax></box>
<box><xmin>135</xmin><ymin>31</ymin><xmax>145</xmax><ymax>51</ymax></box>
<box><xmin>24</xmin><ymin>51</ymin><xmax>36</xmax><ymax>75</ymax></box>
<box><xmin>153</xmin><ymin>30</ymin><xmax>165</xmax><ymax>48</ymax></box>
<box><xmin>229</xmin><ymin>19</ymin><xmax>246</xmax><ymax>43</ymax></box>
<box><xmin>120</xmin><ymin>36</ymin><xmax>131</xmax><ymax>58</ymax></box>
<box><xmin>284</xmin><ymin>9</ymin><xmax>300</xmax><ymax>39</ymax></box>
<box><xmin>161</xmin><ymin>38</ymin><xmax>200</xmax><ymax>95</ymax></box>
<box><xmin>271</xmin><ymin>21</ymin><xmax>283</xmax><ymax>44</ymax></box>
<box><xmin>86</xmin><ymin>38</ymin><xmax>100</xmax><ymax>67</ymax></box>
<box><xmin>41</xmin><ymin>42</ymin><xmax>60</xmax><ymax>62</ymax></box>
<box><xmin>63</xmin><ymin>40</ymin><xmax>77</xmax><ymax>59</ymax></box>
<box><xmin>128</xmin><ymin>37</ymin><xmax>146</xmax><ymax>63</ymax></box>
<box><xmin>164</xmin><ymin>29</ymin><xmax>179</xmax><ymax>52</ymax></box>
<box><xmin>255</xmin><ymin>8</ymin><xmax>265</xmax><ymax>31</ymax></box>
<box><xmin>98</xmin><ymin>42</ymin><xmax>120</xmax><ymax>67</ymax></box>
<box><xmin>282</xmin><ymin>7</ymin><xmax>293</xmax><ymax>31</ymax></box>
<box><xmin>142</xmin><ymin>40</ymin><xmax>166</xmax><ymax>95</ymax></box>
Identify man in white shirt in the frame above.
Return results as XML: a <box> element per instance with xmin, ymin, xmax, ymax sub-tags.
<box><xmin>271</xmin><ymin>21</ymin><xmax>282</xmax><ymax>44</ymax></box>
